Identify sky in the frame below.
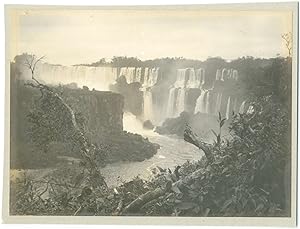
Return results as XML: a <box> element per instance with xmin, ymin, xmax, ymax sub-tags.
<box><xmin>8</xmin><ymin>7</ymin><xmax>293</xmax><ymax>66</ymax></box>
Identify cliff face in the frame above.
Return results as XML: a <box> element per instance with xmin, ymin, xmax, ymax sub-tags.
<box><xmin>63</xmin><ymin>88</ymin><xmax>124</xmax><ymax>134</ymax></box>
<box><xmin>62</xmin><ymin>88</ymin><xmax>158</xmax><ymax>164</ymax></box>
<box><xmin>12</xmin><ymin>55</ymin><xmax>249</xmax><ymax>125</ymax></box>
<box><xmin>10</xmin><ymin>73</ymin><xmax>157</xmax><ymax>169</ymax></box>
<box><xmin>109</xmin><ymin>76</ymin><xmax>143</xmax><ymax>116</ymax></box>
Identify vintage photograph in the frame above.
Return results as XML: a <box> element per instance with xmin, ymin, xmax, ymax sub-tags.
<box><xmin>3</xmin><ymin>2</ymin><xmax>298</xmax><ymax>225</ymax></box>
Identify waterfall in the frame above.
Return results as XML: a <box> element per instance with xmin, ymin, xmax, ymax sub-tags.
<box><xmin>119</xmin><ymin>67</ymin><xmax>128</xmax><ymax>81</ymax></box>
<box><xmin>205</xmin><ymin>92</ymin><xmax>210</xmax><ymax>114</ymax></box>
<box><xmin>194</xmin><ymin>90</ymin><xmax>208</xmax><ymax>114</ymax></box>
<box><xmin>175</xmin><ymin>88</ymin><xmax>186</xmax><ymax>116</ymax></box>
<box><xmin>186</xmin><ymin>69</ymin><xmax>195</xmax><ymax>88</ymax></box>
<box><xmin>31</xmin><ymin>63</ymin><xmax>243</xmax><ymax>125</ymax></box>
<box><xmin>230</xmin><ymin>69</ymin><xmax>233</xmax><ymax>79</ymax></box>
<box><xmin>221</xmin><ymin>68</ymin><xmax>227</xmax><ymax>81</ymax></box>
<box><xmin>165</xmin><ymin>68</ymin><xmax>208</xmax><ymax>118</ymax></box>
<box><xmin>215</xmin><ymin>93</ymin><xmax>222</xmax><ymax>114</ymax></box>
<box><xmin>166</xmin><ymin>69</ymin><xmax>187</xmax><ymax>117</ymax></box>
<box><xmin>141</xmin><ymin>67</ymin><xmax>160</xmax><ymax>123</ymax></box>
<box><xmin>233</xmin><ymin>98</ymin><xmax>238</xmax><ymax>114</ymax></box>
<box><xmin>143</xmin><ymin>90</ymin><xmax>153</xmax><ymax>121</ymax></box>
<box><xmin>129</xmin><ymin>67</ymin><xmax>136</xmax><ymax>83</ymax></box>
<box><xmin>196</xmin><ymin>68</ymin><xmax>205</xmax><ymax>86</ymax></box>
<box><xmin>143</xmin><ymin>68</ymin><xmax>150</xmax><ymax>87</ymax></box>
<box><xmin>232</xmin><ymin>70</ymin><xmax>238</xmax><ymax>80</ymax></box>
<box><xmin>119</xmin><ymin>67</ymin><xmax>137</xmax><ymax>84</ymax></box>
<box><xmin>143</xmin><ymin>67</ymin><xmax>159</xmax><ymax>88</ymax></box>
<box><xmin>225</xmin><ymin>96</ymin><xmax>231</xmax><ymax>119</ymax></box>
<box><xmin>185</xmin><ymin>68</ymin><xmax>206</xmax><ymax>88</ymax></box>
<box><xmin>174</xmin><ymin>69</ymin><xmax>188</xmax><ymax>88</ymax></box>
<box><xmin>117</xmin><ymin>67</ymin><xmax>160</xmax><ymax>87</ymax></box>
<box><xmin>216</xmin><ymin>69</ymin><xmax>222</xmax><ymax>81</ymax></box>
<box><xmin>215</xmin><ymin>68</ymin><xmax>239</xmax><ymax>82</ymax></box>
<box><xmin>166</xmin><ymin>88</ymin><xmax>177</xmax><ymax>118</ymax></box>
<box><xmin>34</xmin><ymin>64</ymin><xmax>118</xmax><ymax>91</ymax></box>
<box><xmin>136</xmin><ymin>67</ymin><xmax>142</xmax><ymax>82</ymax></box>
<box><xmin>239</xmin><ymin>100</ymin><xmax>246</xmax><ymax>114</ymax></box>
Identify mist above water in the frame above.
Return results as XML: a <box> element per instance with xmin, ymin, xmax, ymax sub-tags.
<box><xmin>123</xmin><ymin>112</ymin><xmax>157</xmax><ymax>136</ymax></box>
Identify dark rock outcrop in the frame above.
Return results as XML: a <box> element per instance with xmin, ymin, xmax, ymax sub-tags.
<box><xmin>143</xmin><ymin>120</ymin><xmax>154</xmax><ymax>130</ymax></box>
<box><xmin>10</xmin><ymin>68</ymin><xmax>158</xmax><ymax>169</ymax></box>
<box><xmin>110</xmin><ymin>76</ymin><xmax>143</xmax><ymax>116</ymax></box>
<box><xmin>155</xmin><ymin>111</ymin><xmax>230</xmax><ymax>142</ymax></box>
<box><xmin>101</xmin><ymin>131</ymin><xmax>159</xmax><ymax>163</ymax></box>
<box><xmin>155</xmin><ymin>111</ymin><xmax>191</xmax><ymax>137</ymax></box>
<box><xmin>62</xmin><ymin>88</ymin><xmax>124</xmax><ymax>133</ymax></box>
<box><xmin>185</xmin><ymin>89</ymin><xmax>201</xmax><ymax>113</ymax></box>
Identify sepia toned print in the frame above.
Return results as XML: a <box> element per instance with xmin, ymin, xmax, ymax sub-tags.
<box><xmin>3</xmin><ymin>3</ymin><xmax>298</xmax><ymax>226</ymax></box>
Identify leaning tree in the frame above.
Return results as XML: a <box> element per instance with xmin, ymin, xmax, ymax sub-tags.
<box><xmin>24</xmin><ymin>55</ymin><xmax>107</xmax><ymax>189</ymax></box>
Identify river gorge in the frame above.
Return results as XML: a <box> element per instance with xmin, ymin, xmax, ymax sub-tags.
<box><xmin>10</xmin><ymin>55</ymin><xmax>251</xmax><ymax>186</ymax></box>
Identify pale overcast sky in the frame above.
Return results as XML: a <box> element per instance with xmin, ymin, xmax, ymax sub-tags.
<box><xmin>8</xmin><ymin>7</ymin><xmax>292</xmax><ymax>66</ymax></box>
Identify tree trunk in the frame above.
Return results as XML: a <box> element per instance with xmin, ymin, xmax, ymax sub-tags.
<box><xmin>184</xmin><ymin>127</ymin><xmax>214</xmax><ymax>163</ymax></box>
<box><xmin>122</xmin><ymin>181</ymin><xmax>172</xmax><ymax>214</ymax></box>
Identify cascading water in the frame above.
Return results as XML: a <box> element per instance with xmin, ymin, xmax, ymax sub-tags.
<box><xmin>174</xmin><ymin>69</ymin><xmax>187</xmax><ymax>88</ymax></box>
<box><xmin>166</xmin><ymin>68</ymin><xmax>206</xmax><ymax>118</ymax></box>
<box><xmin>215</xmin><ymin>93</ymin><xmax>222</xmax><ymax>114</ymax></box>
<box><xmin>216</xmin><ymin>69</ymin><xmax>222</xmax><ymax>81</ymax></box>
<box><xmin>239</xmin><ymin>100</ymin><xmax>246</xmax><ymax>114</ymax></box>
<box><xmin>141</xmin><ymin>67</ymin><xmax>161</xmax><ymax>123</ymax></box>
<box><xmin>119</xmin><ymin>67</ymin><xmax>137</xmax><ymax>84</ymax></box>
<box><xmin>143</xmin><ymin>67</ymin><xmax>159</xmax><ymax>88</ymax></box>
<box><xmin>175</xmin><ymin>88</ymin><xmax>186</xmax><ymax>116</ymax></box>
<box><xmin>135</xmin><ymin>67</ymin><xmax>142</xmax><ymax>82</ymax></box>
<box><xmin>186</xmin><ymin>69</ymin><xmax>198</xmax><ymax>88</ymax></box>
<box><xmin>221</xmin><ymin>68</ymin><xmax>227</xmax><ymax>81</ymax></box>
<box><xmin>216</xmin><ymin>68</ymin><xmax>239</xmax><ymax>82</ymax></box>
<box><xmin>166</xmin><ymin>87</ymin><xmax>177</xmax><ymax>118</ymax></box>
<box><xmin>30</xmin><ymin>62</ymin><xmax>242</xmax><ymax>125</ymax></box>
<box><xmin>194</xmin><ymin>90</ymin><xmax>208</xmax><ymax>114</ymax></box>
<box><xmin>205</xmin><ymin>92</ymin><xmax>210</xmax><ymax>114</ymax></box>
<box><xmin>233</xmin><ymin>98</ymin><xmax>238</xmax><ymax>114</ymax></box>
<box><xmin>143</xmin><ymin>90</ymin><xmax>154</xmax><ymax>121</ymax></box>
<box><xmin>34</xmin><ymin>64</ymin><xmax>119</xmax><ymax>91</ymax></box>
<box><xmin>33</xmin><ymin>63</ymin><xmax>162</xmax><ymax>124</ymax></box>
<box><xmin>103</xmin><ymin>112</ymin><xmax>203</xmax><ymax>187</ymax></box>
<box><xmin>232</xmin><ymin>70</ymin><xmax>239</xmax><ymax>80</ymax></box>
<box><xmin>196</xmin><ymin>68</ymin><xmax>205</xmax><ymax>86</ymax></box>
<box><xmin>165</xmin><ymin>69</ymin><xmax>187</xmax><ymax>118</ymax></box>
<box><xmin>225</xmin><ymin>96</ymin><xmax>231</xmax><ymax>119</ymax></box>
<box><xmin>186</xmin><ymin>68</ymin><xmax>206</xmax><ymax>88</ymax></box>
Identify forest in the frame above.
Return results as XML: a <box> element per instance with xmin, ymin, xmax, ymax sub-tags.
<box><xmin>10</xmin><ymin>52</ymin><xmax>292</xmax><ymax>217</ymax></box>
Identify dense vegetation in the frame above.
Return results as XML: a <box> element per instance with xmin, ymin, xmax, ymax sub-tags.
<box><xmin>10</xmin><ymin>55</ymin><xmax>292</xmax><ymax>217</ymax></box>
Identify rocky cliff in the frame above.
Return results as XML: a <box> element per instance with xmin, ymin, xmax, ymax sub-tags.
<box><xmin>10</xmin><ymin>65</ymin><xmax>158</xmax><ymax>168</ymax></box>
<box><xmin>62</xmin><ymin>88</ymin><xmax>124</xmax><ymax>134</ymax></box>
<box><xmin>109</xmin><ymin>76</ymin><xmax>143</xmax><ymax>116</ymax></box>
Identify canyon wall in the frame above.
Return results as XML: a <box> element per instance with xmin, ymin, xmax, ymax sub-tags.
<box><xmin>12</xmin><ymin>56</ymin><xmax>249</xmax><ymax>127</ymax></box>
<box><xmin>10</xmin><ymin>63</ymin><xmax>158</xmax><ymax>168</ymax></box>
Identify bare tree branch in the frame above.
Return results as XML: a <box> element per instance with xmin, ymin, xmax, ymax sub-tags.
<box><xmin>23</xmin><ymin>55</ymin><xmax>108</xmax><ymax>189</ymax></box>
<box><xmin>184</xmin><ymin>126</ymin><xmax>214</xmax><ymax>163</ymax></box>
<box><xmin>32</xmin><ymin>55</ymin><xmax>45</xmax><ymax>74</ymax></box>
<box><xmin>281</xmin><ymin>32</ymin><xmax>292</xmax><ymax>57</ymax></box>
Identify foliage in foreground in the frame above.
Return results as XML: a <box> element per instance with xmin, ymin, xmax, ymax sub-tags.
<box><xmin>10</xmin><ymin>94</ymin><xmax>291</xmax><ymax>217</ymax></box>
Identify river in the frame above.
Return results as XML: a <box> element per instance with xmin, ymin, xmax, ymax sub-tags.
<box><xmin>101</xmin><ymin>113</ymin><xmax>203</xmax><ymax>187</ymax></box>
<box><xmin>10</xmin><ymin>113</ymin><xmax>203</xmax><ymax>188</ymax></box>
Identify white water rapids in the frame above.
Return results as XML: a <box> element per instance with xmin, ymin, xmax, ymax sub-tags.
<box><xmin>101</xmin><ymin>113</ymin><xmax>203</xmax><ymax>187</ymax></box>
